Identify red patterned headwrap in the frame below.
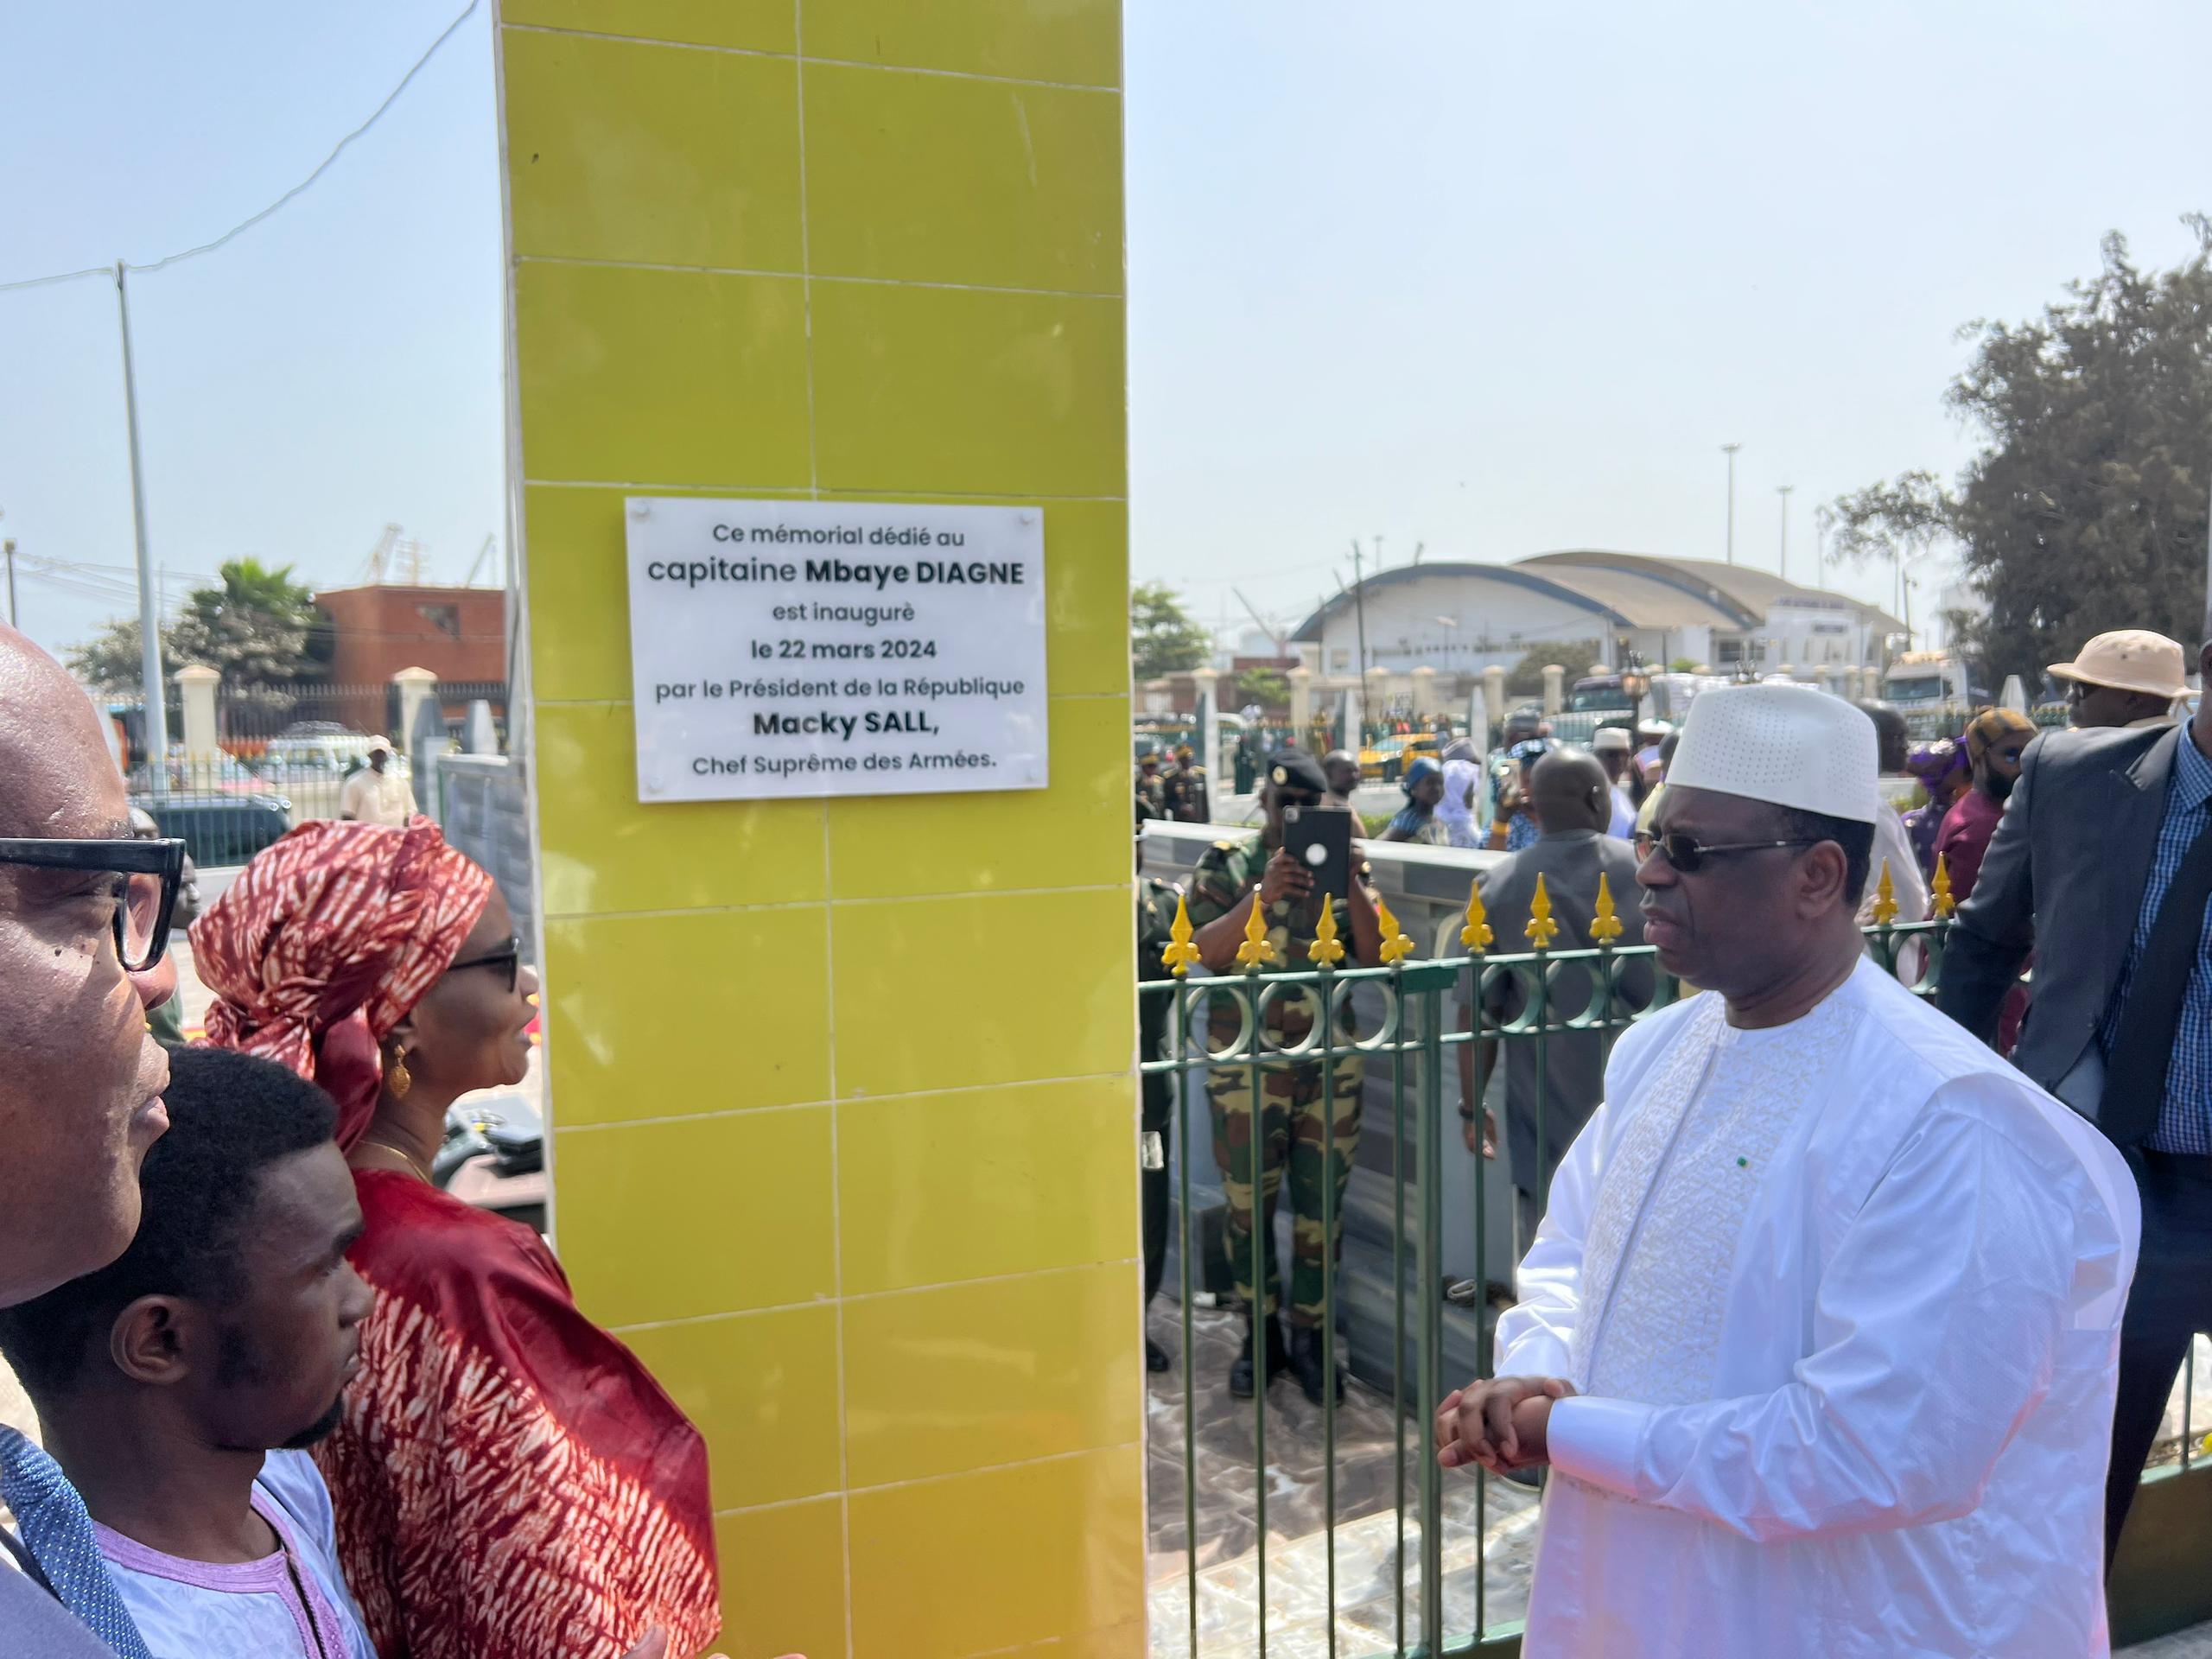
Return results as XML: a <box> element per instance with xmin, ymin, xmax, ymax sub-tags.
<box><xmin>192</xmin><ymin>817</ymin><xmax>495</xmax><ymax>1149</ymax></box>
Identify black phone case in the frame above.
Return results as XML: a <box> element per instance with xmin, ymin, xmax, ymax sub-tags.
<box><xmin>1282</xmin><ymin>805</ymin><xmax>1353</xmax><ymax>904</ymax></box>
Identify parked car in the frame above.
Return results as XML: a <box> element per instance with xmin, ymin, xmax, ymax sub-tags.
<box><xmin>130</xmin><ymin>791</ymin><xmax>294</xmax><ymax>868</ymax></box>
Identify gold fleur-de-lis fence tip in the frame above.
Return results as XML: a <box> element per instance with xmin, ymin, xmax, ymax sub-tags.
<box><xmin>1308</xmin><ymin>896</ymin><xmax>1346</xmax><ymax>966</ymax></box>
<box><xmin>1525</xmin><ymin>871</ymin><xmax>1560</xmax><ymax>950</ymax></box>
<box><xmin>1375</xmin><ymin>895</ymin><xmax>1414</xmax><ymax>964</ymax></box>
<box><xmin>1236</xmin><ymin>890</ymin><xmax>1282</xmax><ymax>971</ymax></box>
<box><xmin>1161</xmin><ymin>890</ymin><xmax>1202</xmax><ymax>977</ymax></box>
<box><xmin>1870</xmin><ymin>859</ymin><xmax>1898</xmax><ymax>927</ymax></box>
<box><xmin>1460</xmin><ymin>878</ymin><xmax>1493</xmax><ymax>953</ymax></box>
<box><xmin>1590</xmin><ymin>871</ymin><xmax>1624</xmax><ymax>944</ymax></box>
<box><xmin>1930</xmin><ymin>852</ymin><xmax>1955</xmax><ymax>918</ymax></box>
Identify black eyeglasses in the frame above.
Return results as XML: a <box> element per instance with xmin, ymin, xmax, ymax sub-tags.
<box><xmin>0</xmin><ymin>836</ymin><xmax>186</xmax><ymax>971</ymax></box>
<box><xmin>1634</xmin><ymin>832</ymin><xmax>1821</xmax><ymax>874</ymax></box>
<box><xmin>448</xmin><ymin>935</ymin><xmax>524</xmax><ymax>992</ymax></box>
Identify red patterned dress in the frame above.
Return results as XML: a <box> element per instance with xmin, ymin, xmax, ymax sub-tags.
<box><xmin>315</xmin><ymin>1172</ymin><xmax>718</xmax><ymax>1659</ymax></box>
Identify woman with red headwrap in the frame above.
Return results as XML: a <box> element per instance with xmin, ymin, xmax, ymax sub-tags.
<box><xmin>193</xmin><ymin>820</ymin><xmax>718</xmax><ymax>1659</ymax></box>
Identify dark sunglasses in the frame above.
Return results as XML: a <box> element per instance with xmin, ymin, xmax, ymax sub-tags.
<box><xmin>1634</xmin><ymin>832</ymin><xmax>1821</xmax><ymax>874</ymax></box>
<box><xmin>447</xmin><ymin>935</ymin><xmax>524</xmax><ymax>993</ymax></box>
<box><xmin>0</xmin><ymin>836</ymin><xmax>186</xmax><ymax>971</ymax></box>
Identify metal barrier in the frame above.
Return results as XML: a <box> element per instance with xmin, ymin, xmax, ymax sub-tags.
<box><xmin>1138</xmin><ymin>862</ymin><xmax>2207</xmax><ymax>1657</ymax></box>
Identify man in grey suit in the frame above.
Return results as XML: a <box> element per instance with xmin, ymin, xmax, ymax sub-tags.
<box><xmin>1940</xmin><ymin>626</ymin><xmax>2212</xmax><ymax>1566</ymax></box>
<box><xmin>1459</xmin><ymin>749</ymin><xmax>1654</xmax><ymax>1254</ymax></box>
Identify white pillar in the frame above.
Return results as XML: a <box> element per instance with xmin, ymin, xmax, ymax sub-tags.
<box><xmin>1409</xmin><ymin>664</ymin><xmax>1438</xmax><ymax>719</ymax></box>
<box><xmin>392</xmin><ymin>666</ymin><xmax>439</xmax><ymax>752</ymax></box>
<box><xmin>175</xmin><ymin>664</ymin><xmax>221</xmax><ymax>765</ymax></box>
<box><xmin>1541</xmin><ymin>664</ymin><xmax>1566</xmax><ymax>715</ymax></box>
<box><xmin>1287</xmin><ymin>664</ymin><xmax>1313</xmax><ymax>731</ymax></box>
<box><xmin>1190</xmin><ymin>664</ymin><xmax>1222</xmax><ymax>783</ymax></box>
<box><xmin>1483</xmin><ymin>664</ymin><xmax>1507</xmax><ymax>729</ymax></box>
<box><xmin>1364</xmin><ymin>664</ymin><xmax>1391</xmax><ymax>731</ymax></box>
<box><xmin>1336</xmin><ymin>687</ymin><xmax>1357</xmax><ymax>749</ymax></box>
<box><xmin>1815</xmin><ymin>665</ymin><xmax>1834</xmax><ymax>696</ymax></box>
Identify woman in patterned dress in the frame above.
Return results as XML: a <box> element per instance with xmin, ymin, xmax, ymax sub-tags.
<box><xmin>191</xmin><ymin>819</ymin><xmax>718</xmax><ymax>1659</ymax></box>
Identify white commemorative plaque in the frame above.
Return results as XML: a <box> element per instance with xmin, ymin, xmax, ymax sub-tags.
<box><xmin>624</xmin><ymin>497</ymin><xmax>1049</xmax><ymax>802</ymax></box>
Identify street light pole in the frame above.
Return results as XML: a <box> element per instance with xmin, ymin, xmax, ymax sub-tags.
<box><xmin>1721</xmin><ymin>442</ymin><xmax>1744</xmax><ymax>564</ymax></box>
<box><xmin>114</xmin><ymin>261</ymin><xmax>170</xmax><ymax>791</ymax></box>
<box><xmin>1776</xmin><ymin>484</ymin><xmax>1795</xmax><ymax>584</ymax></box>
<box><xmin>1348</xmin><ymin>539</ymin><xmax>1371</xmax><ymax>741</ymax></box>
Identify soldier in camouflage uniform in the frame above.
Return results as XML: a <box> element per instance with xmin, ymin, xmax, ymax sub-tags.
<box><xmin>1184</xmin><ymin>749</ymin><xmax>1385</xmax><ymax>1403</ymax></box>
<box><xmin>1135</xmin><ymin>747</ymin><xmax>1168</xmax><ymax>817</ymax></box>
<box><xmin>1165</xmin><ymin>742</ymin><xmax>1210</xmax><ymax>823</ymax></box>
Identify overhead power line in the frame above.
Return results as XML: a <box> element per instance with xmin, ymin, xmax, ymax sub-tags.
<box><xmin>0</xmin><ymin>0</ymin><xmax>480</xmax><ymax>295</ymax></box>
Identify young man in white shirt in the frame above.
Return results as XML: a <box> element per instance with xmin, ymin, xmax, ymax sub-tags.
<box><xmin>0</xmin><ymin>1046</ymin><xmax>377</xmax><ymax>1658</ymax></box>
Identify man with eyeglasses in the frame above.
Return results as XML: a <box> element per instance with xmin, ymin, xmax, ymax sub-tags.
<box><xmin>1435</xmin><ymin>683</ymin><xmax>2135</xmax><ymax>1657</ymax></box>
<box><xmin>1942</xmin><ymin>619</ymin><xmax>2212</xmax><ymax>1572</ymax></box>
<box><xmin>0</xmin><ymin>625</ymin><xmax>186</xmax><ymax>1655</ymax></box>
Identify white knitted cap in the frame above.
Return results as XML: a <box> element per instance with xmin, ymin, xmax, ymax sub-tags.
<box><xmin>1666</xmin><ymin>684</ymin><xmax>1878</xmax><ymax>824</ymax></box>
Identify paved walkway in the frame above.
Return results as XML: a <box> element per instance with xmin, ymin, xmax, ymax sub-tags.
<box><xmin>1149</xmin><ymin>1301</ymin><xmax>2212</xmax><ymax>1657</ymax></box>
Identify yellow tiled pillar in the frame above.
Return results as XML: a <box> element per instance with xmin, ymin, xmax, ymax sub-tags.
<box><xmin>496</xmin><ymin>4</ymin><xmax>1140</xmax><ymax>1657</ymax></box>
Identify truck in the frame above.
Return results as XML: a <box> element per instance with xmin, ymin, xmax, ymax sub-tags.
<box><xmin>1881</xmin><ymin>651</ymin><xmax>1986</xmax><ymax>727</ymax></box>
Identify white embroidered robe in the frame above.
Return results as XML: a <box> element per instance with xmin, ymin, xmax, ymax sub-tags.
<box><xmin>1498</xmin><ymin>958</ymin><xmax>2139</xmax><ymax>1658</ymax></box>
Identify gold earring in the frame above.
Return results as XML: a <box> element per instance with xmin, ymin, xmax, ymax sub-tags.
<box><xmin>387</xmin><ymin>1045</ymin><xmax>412</xmax><ymax>1101</ymax></box>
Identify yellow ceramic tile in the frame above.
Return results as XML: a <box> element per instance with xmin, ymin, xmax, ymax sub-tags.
<box><xmin>825</xmin><ymin>697</ymin><xmax>1125</xmax><ymax>899</ymax></box>
<box><xmin>838</xmin><ymin>1077</ymin><xmax>1136</xmax><ymax>1294</ymax></box>
<box><xmin>802</xmin><ymin>64</ymin><xmax>1120</xmax><ymax>294</ymax></box>
<box><xmin>810</xmin><ymin>281</ymin><xmax>1125</xmax><ymax>498</ymax></box>
<box><xmin>525</xmin><ymin>484</ymin><xmax>811</xmax><ymax>703</ymax></box>
<box><xmin>619</xmin><ymin>1306</ymin><xmax>841</xmax><ymax>1510</ymax></box>
<box><xmin>503</xmin><ymin>0</ymin><xmax>794</xmax><ymax>53</ymax></box>
<box><xmin>844</xmin><ymin>1263</ymin><xmax>1141</xmax><ymax>1488</ymax></box>
<box><xmin>714</xmin><ymin>1498</ymin><xmax>848</xmax><ymax>1659</ymax></box>
<box><xmin>802</xmin><ymin>0</ymin><xmax>1120</xmax><ymax>88</ymax></box>
<box><xmin>830</xmin><ymin>887</ymin><xmax>1130</xmax><ymax>1096</ymax></box>
<box><xmin>506</xmin><ymin>31</ymin><xmax>801</xmax><ymax>270</ymax></box>
<box><xmin>817</xmin><ymin>496</ymin><xmax>1129</xmax><ymax>697</ymax></box>
<box><xmin>1028</xmin><ymin>1624</ymin><xmax>1147</xmax><ymax>1658</ymax></box>
<box><xmin>553</xmin><ymin>1106</ymin><xmax>834</xmax><ymax>1324</ymax></box>
<box><xmin>516</xmin><ymin>262</ymin><xmax>810</xmax><ymax>486</ymax></box>
<box><xmin>848</xmin><ymin>1446</ymin><xmax>1143</xmax><ymax>1657</ymax></box>
<box><xmin>536</xmin><ymin>702</ymin><xmax>829</xmax><ymax>916</ymax></box>
<box><xmin>543</xmin><ymin>908</ymin><xmax>830</xmax><ymax>1124</ymax></box>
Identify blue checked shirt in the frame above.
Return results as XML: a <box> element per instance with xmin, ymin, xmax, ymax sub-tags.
<box><xmin>2100</xmin><ymin>726</ymin><xmax>2212</xmax><ymax>1152</ymax></box>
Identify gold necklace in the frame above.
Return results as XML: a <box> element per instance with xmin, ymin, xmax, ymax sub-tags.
<box><xmin>358</xmin><ymin>1137</ymin><xmax>433</xmax><ymax>1183</ymax></box>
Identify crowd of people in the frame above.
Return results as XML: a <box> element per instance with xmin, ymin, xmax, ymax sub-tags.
<box><xmin>0</xmin><ymin>625</ymin><xmax>734</xmax><ymax>1659</ymax></box>
<box><xmin>1135</xmin><ymin>620</ymin><xmax>2212</xmax><ymax>1654</ymax></box>
<box><xmin>10</xmin><ymin>598</ymin><xmax>2212</xmax><ymax>1659</ymax></box>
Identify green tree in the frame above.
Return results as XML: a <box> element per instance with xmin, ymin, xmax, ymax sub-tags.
<box><xmin>66</xmin><ymin>616</ymin><xmax>179</xmax><ymax>694</ymax></box>
<box><xmin>1505</xmin><ymin>639</ymin><xmax>1603</xmax><ymax>697</ymax></box>
<box><xmin>1827</xmin><ymin>218</ymin><xmax>2212</xmax><ymax>683</ymax></box>
<box><xmin>168</xmin><ymin>558</ymin><xmax>325</xmax><ymax>685</ymax></box>
<box><xmin>1236</xmin><ymin>666</ymin><xmax>1291</xmax><ymax>709</ymax></box>
<box><xmin>1131</xmin><ymin>581</ymin><xmax>1211</xmax><ymax>680</ymax></box>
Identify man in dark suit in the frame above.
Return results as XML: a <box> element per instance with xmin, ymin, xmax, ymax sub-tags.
<box><xmin>1459</xmin><ymin>748</ymin><xmax>1653</xmax><ymax>1254</ymax></box>
<box><xmin>1940</xmin><ymin>626</ymin><xmax>2212</xmax><ymax>1565</ymax></box>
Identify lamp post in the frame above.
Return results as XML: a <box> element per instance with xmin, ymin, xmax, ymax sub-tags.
<box><xmin>1721</xmin><ymin>442</ymin><xmax>1744</xmax><ymax>564</ymax></box>
<box><xmin>1619</xmin><ymin>651</ymin><xmax>1650</xmax><ymax>734</ymax></box>
<box><xmin>1777</xmin><ymin>483</ymin><xmax>1795</xmax><ymax>584</ymax></box>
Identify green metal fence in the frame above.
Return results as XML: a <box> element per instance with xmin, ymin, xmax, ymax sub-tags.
<box><xmin>1138</xmin><ymin>880</ymin><xmax>2208</xmax><ymax>1657</ymax></box>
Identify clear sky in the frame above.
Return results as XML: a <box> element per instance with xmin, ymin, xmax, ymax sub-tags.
<box><xmin>4</xmin><ymin>2</ymin><xmax>2209</xmax><ymax>664</ymax></box>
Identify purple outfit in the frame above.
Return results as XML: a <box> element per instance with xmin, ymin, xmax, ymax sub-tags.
<box><xmin>93</xmin><ymin>1452</ymin><xmax>373</xmax><ymax>1659</ymax></box>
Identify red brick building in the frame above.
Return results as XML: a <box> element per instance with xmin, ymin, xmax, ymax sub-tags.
<box><xmin>312</xmin><ymin>584</ymin><xmax>506</xmax><ymax>731</ymax></box>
